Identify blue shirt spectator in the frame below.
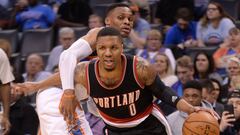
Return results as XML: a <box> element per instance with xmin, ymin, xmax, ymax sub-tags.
<box><xmin>164</xmin><ymin>8</ymin><xmax>197</xmax><ymax>48</ymax></box>
<box><xmin>164</xmin><ymin>21</ymin><xmax>197</xmax><ymax>47</ymax></box>
<box><xmin>16</xmin><ymin>1</ymin><xmax>56</xmax><ymax>31</ymax></box>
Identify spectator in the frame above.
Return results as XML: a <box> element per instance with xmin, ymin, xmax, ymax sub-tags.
<box><xmin>88</xmin><ymin>14</ymin><xmax>104</xmax><ymax>30</ymax></box>
<box><xmin>194</xmin><ymin>51</ymin><xmax>222</xmax><ymax>83</ymax></box>
<box><xmin>23</xmin><ymin>53</ymin><xmax>52</xmax><ymax>104</ymax></box>
<box><xmin>137</xmin><ymin>29</ymin><xmax>175</xmax><ymax>69</ymax></box>
<box><xmin>9</xmin><ymin>72</ymin><xmax>39</xmax><ymax>135</ymax></box>
<box><xmin>201</xmin><ymin>79</ymin><xmax>224</xmax><ymax>117</ymax></box>
<box><xmin>197</xmin><ymin>2</ymin><xmax>235</xmax><ymax>47</ymax></box>
<box><xmin>220</xmin><ymin>90</ymin><xmax>240</xmax><ymax>135</ymax></box>
<box><xmin>164</xmin><ymin>8</ymin><xmax>197</xmax><ymax>48</ymax></box>
<box><xmin>167</xmin><ymin>80</ymin><xmax>212</xmax><ymax>135</ymax></box>
<box><xmin>12</xmin><ymin>0</ymin><xmax>56</xmax><ymax>31</ymax></box>
<box><xmin>56</xmin><ymin>0</ymin><xmax>92</xmax><ymax>27</ymax></box>
<box><xmin>219</xmin><ymin>57</ymin><xmax>240</xmax><ymax>104</ymax></box>
<box><xmin>45</xmin><ymin>27</ymin><xmax>75</xmax><ymax>72</ymax></box>
<box><xmin>171</xmin><ymin>55</ymin><xmax>194</xmax><ymax>96</ymax></box>
<box><xmin>214</xmin><ymin>27</ymin><xmax>240</xmax><ymax>71</ymax></box>
<box><xmin>0</xmin><ymin>48</ymin><xmax>14</xmax><ymax>135</ymax></box>
<box><xmin>153</xmin><ymin>53</ymin><xmax>178</xmax><ymax>86</ymax></box>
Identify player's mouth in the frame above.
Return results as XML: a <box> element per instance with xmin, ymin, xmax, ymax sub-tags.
<box><xmin>121</xmin><ymin>27</ymin><xmax>131</xmax><ymax>34</ymax></box>
<box><xmin>104</xmin><ymin>59</ymin><xmax>114</xmax><ymax>67</ymax></box>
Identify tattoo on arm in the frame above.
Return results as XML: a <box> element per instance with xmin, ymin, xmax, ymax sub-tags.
<box><xmin>74</xmin><ymin>62</ymin><xmax>88</xmax><ymax>87</ymax></box>
<box><xmin>136</xmin><ymin>57</ymin><xmax>157</xmax><ymax>85</ymax></box>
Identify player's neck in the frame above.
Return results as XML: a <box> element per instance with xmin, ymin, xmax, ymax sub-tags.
<box><xmin>98</xmin><ymin>57</ymin><xmax>125</xmax><ymax>86</ymax></box>
<box><xmin>99</xmin><ymin>60</ymin><xmax>124</xmax><ymax>78</ymax></box>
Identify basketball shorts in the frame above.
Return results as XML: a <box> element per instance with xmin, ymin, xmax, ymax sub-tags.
<box><xmin>36</xmin><ymin>87</ymin><xmax>93</xmax><ymax>135</ymax></box>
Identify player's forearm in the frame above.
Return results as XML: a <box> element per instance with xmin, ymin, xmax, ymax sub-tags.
<box><xmin>176</xmin><ymin>99</ymin><xmax>195</xmax><ymax>114</ymax></box>
<box><xmin>59</xmin><ymin>38</ymin><xmax>93</xmax><ymax>90</ymax></box>
<box><xmin>0</xmin><ymin>84</ymin><xmax>10</xmax><ymax>118</ymax></box>
<box><xmin>37</xmin><ymin>73</ymin><xmax>61</xmax><ymax>90</ymax></box>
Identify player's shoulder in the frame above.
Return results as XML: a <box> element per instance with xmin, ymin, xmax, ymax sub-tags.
<box><xmin>134</xmin><ymin>56</ymin><xmax>156</xmax><ymax>85</ymax></box>
<box><xmin>75</xmin><ymin>61</ymin><xmax>91</xmax><ymax>74</ymax></box>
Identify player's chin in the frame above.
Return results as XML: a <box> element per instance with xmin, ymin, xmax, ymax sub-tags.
<box><xmin>121</xmin><ymin>31</ymin><xmax>130</xmax><ymax>37</ymax></box>
<box><xmin>104</xmin><ymin>65</ymin><xmax>115</xmax><ymax>71</ymax></box>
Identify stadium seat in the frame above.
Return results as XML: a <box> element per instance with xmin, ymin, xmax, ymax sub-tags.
<box><xmin>72</xmin><ymin>27</ymin><xmax>89</xmax><ymax>39</ymax></box>
<box><xmin>0</xmin><ymin>29</ymin><xmax>19</xmax><ymax>53</ymax></box>
<box><xmin>186</xmin><ymin>46</ymin><xmax>219</xmax><ymax>58</ymax></box>
<box><xmin>20</xmin><ymin>28</ymin><xmax>53</xmax><ymax>57</ymax></box>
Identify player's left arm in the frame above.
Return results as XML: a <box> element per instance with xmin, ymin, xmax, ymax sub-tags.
<box><xmin>136</xmin><ymin>57</ymin><xmax>195</xmax><ymax>114</ymax></box>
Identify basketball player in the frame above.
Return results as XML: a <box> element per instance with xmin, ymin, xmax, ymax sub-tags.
<box><xmin>13</xmin><ymin>3</ymin><xmax>134</xmax><ymax>134</ymax></box>
<box><xmin>73</xmin><ymin>27</ymin><xmax>215</xmax><ymax>134</ymax></box>
<box><xmin>14</xmin><ymin>3</ymin><xmax>134</xmax><ymax>121</ymax></box>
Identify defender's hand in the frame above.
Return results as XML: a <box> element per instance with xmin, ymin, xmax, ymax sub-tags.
<box><xmin>12</xmin><ymin>82</ymin><xmax>39</xmax><ymax>96</ymax></box>
<box><xmin>59</xmin><ymin>90</ymin><xmax>79</xmax><ymax>124</ymax></box>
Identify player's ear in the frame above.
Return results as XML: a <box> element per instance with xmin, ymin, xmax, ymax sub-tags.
<box><xmin>105</xmin><ymin>17</ymin><xmax>110</xmax><ymax>26</ymax></box>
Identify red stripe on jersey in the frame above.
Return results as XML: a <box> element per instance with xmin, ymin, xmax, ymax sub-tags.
<box><xmin>99</xmin><ymin>104</ymin><xmax>153</xmax><ymax>123</ymax></box>
<box><xmin>85</xmin><ymin>63</ymin><xmax>90</xmax><ymax>95</ymax></box>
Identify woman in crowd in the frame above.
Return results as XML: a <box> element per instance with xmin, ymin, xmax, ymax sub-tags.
<box><xmin>194</xmin><ymin>51</ymin><xmax>222</xmax><ymax>83</ymax></box>
<box><xmin>196</xmin><ymin>2</ymin><xmax>235</xmax><ymax>47</ymax></box>
<box><xmin>137</xmin><ymin>29</ymin><xmax>176</xmax><ymax>70</ymax></box>
<box><xmin>153</xmin><ymin>53</ymin><xmax>178</xmax><ymax>86</ymax></box>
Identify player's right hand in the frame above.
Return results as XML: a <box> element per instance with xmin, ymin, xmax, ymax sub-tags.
<box><xmin>59</xmin><ymin>90</ymin><xmax>79</xmax><ymax>124</ymax></box>
<box><xmin>11</xmin><ymin>82</ymin><xmax>39</xmax><ymax>96</ymax></box>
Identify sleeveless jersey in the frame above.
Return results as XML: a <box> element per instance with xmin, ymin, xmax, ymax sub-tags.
<box><xmin>86</xmin><ymin>55</ymin><xmax>153</xmax><ymax>123</ymax></box>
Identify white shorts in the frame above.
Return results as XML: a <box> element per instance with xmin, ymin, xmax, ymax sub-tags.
<box><xmin>36</xmin><ymin>87</ymin><xmax>93</xmax><ymax>135</ymax></box>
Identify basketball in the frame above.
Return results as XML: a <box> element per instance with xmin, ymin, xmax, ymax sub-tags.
<box><xmin>182</xmin><ymin>111</ymin><xmax>220</xmax><ymax>135</ymax></box>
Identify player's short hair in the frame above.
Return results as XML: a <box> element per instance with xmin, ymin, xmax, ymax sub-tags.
<box><xmin>106</xmin><ymin>3</ymin><xmax>132</xmax><ymax>17</ymax></box>
<box><xmin>96</xmin><ymin>27</ymin><xmax>123</xmax><ymax>43</ymax></box>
